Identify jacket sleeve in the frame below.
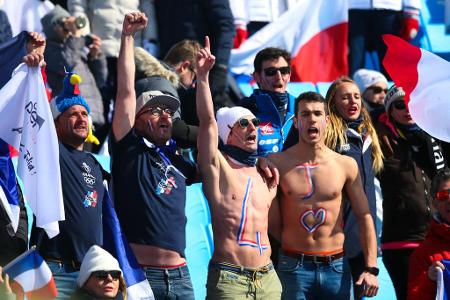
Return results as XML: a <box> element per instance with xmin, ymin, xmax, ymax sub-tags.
<box><xmin>203</xmin><ymin>0</ymin><xmax>235</xmax><ymax>66</ymax></box>
<box><xmin>87</xmin><ymin>53</ymin><xmax>108</xmax><ymax>89</ymax></box>
<box><xmin>407</xmin><ymin>249</ymin><xmax>436</xmax><ymax>300</ymax></box>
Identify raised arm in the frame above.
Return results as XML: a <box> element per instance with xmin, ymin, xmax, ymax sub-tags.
<box><xmin>112</xmin><ymin>12</ymin><xmax>148</xmax><ymax>142</ymax></box>
<box><xmin>196</xmin><ymin>36</ymin><xmax>219</xmax><ymax>173</ymax></box>
<box><xmin>344</xmin><ymin>157</ymin><xmax>379</xmax><ymax>298</ymax></box>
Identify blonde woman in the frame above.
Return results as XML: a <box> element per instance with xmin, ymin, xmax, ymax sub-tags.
<box><xmin>325</xmin><ymin>76</ymin><xmax>383</xmax><ymax>300</ymax></box>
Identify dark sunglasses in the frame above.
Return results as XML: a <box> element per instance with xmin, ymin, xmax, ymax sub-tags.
<box><xmin>232</xmin><ymin>118</ymin><xmax>260</xmax><ymax>128</ymax></box>
<box><xmin>368</xmin><ymin>86</ymin><xmax>388</xmax><ymax>94</ymax></box>
<box><xmin>392</xmin><ymin>101</ymin><xmax>407</xmax><ymax>110</ymax></box>
<box><xmin>263</xmin><ymin>66</ymin><xmax>291</xmax><ymax>77</ymax></box>
<box><xmin>436</xmin><ymin>189</ymin><xmax>450</xmax><ymax>201</ymax></box>
<box><xmin>146</xmin><ymin>107</ymin><xmax>175</xmax><ymax>117</ymax></box>
<box><xmin>93</xmin><ymin>270</ymin><xmax>121</xmax><ymax>280</ymax></box>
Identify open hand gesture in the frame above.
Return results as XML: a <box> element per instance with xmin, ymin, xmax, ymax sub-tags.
<box><xmin>122</xmin><ymin>12</ymin><xmax>148</xmax><ymax>36</ymax></box>
<box><xmin>196</xmin><ymin>36</ymin><xmax>216</xmax><ymax>79</ymax></box>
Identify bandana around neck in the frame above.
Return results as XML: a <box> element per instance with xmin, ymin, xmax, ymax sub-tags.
<box><xmin>219</xmin><ymin>142</ymin><xmax>258</xmax><ymax>166</ymax></box>
<box><xmin>264</xmin><ymin>90</ymin><xmax>288</xmax><ymax>111</ymax></box>
<box><xmin>346</xmin><ymin>115</ymin><xmax>364</xmax><ymax>131</ymax></box>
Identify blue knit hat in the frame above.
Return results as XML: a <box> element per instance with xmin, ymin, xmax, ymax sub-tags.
<box><xmin>50</xmin><ymin>71</ymin><xmax>91</xmax><ymax>119</ymax></box>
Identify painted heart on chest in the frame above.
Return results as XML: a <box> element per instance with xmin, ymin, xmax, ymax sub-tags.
<box><xmin>299</xmin><ymin>208</ymin><xmax>327</xmax><ymax>233</ymax></box>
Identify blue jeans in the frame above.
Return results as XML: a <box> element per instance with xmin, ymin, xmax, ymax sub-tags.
<box><xmin>143</xmin><ymin>265</ymin><xmax>194</xmax><ymax>300</ymax></box>
<box><xmin>277</xmin><ymin>252</ymin><xmax>351</xmax><ymax>300</ymax></box>
<box><xmin>47</xmin><ymin>261</ymin><xmax>79</xmax><ymax>299</ymax></box>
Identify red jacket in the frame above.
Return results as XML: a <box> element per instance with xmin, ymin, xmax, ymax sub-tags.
<box><xmin>407</xmin><ymin>219</ymin><xmax>450</xmax><ymax>300</ymax></box>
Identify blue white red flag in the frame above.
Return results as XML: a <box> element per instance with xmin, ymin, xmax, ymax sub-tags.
<box><xmin>436</xmin><ymin>260</ymin><xmax>450</xmax><ymax>300</ymax></box>
<box><xmin>102</xmin><ymin>187</ymin><xmax>155</xmax><ymax>300</ymax></box>
<box><xmin>3</xmin><ymin>247</ymin><xmax>58</xmax><ymax>299</ymax></box>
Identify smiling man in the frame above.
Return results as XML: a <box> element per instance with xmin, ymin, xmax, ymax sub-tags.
<box><xmin>111</xmin><ymin>13</ymin><xmax>198</xmax><ymax>299</ymax></box>
<box><xmin>268</xmin><ymin>91</ymin><xmax>379</xmax><ymax>299</ymax></box>
<box><xmin>239</xmin><ymin>47</ymin><xmax>296</xmax><ymax>157</ymax></box>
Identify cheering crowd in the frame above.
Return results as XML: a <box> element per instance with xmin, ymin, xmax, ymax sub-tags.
<box><xmin>1</xmin><ymin>1</ymin><xmax>450</xmax><ymax>300</ymax></box>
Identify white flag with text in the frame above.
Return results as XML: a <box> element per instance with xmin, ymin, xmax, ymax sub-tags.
<box><xmin>0</xmin><ymin>63</ymin><xmax>64</xmax><ymax>238</ymax></box>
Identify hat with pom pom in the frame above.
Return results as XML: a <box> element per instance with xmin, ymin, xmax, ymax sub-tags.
<box><xmin>50</xmin><ymin>71</ymin><xmax>91</xmax><ymax>119</ymax></box>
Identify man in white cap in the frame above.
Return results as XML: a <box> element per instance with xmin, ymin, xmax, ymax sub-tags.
<box><xmin>74</xmin><ymin>245</ymin><xmax>126</xmax><ymax>299</ymax></box>
<box><xmin>353</xmin><ymin>69</ymin><xmax>388</xmax><ymax>120</ymax></box>
<box><xmin>111</xmin><ymin>13</ymin><xmax>198</xmax><ymax>299</ymax></box>
<box><xmin>196</xmin><ymin>37</ymin><xmax>281</xmax><ymax>299</ymax></box>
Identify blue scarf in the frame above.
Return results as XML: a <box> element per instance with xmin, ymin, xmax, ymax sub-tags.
<box><xmin>264</xmin><ymin>90</ymin><xmax>288</xmax><ymax>112</ymax></box>
<box><xmin>219</xmin><ymin>141</ymin><xmax>258</xmax><ymax>166</ymax></box>
<box><xmin>346</xmin><ymin>116</ymin><xmax>364</xmax><ymax>132</ymax></box>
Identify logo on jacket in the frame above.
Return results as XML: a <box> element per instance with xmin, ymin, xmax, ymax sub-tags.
<box><xmin>83</xmin><ymin>190</ymin><xmax>98</xmax><ymax>208</ymax></box>
<box><xmin>259</xmin><ymin>122</ymin><xmax>274</xmax><ymax>135</ymax></box>
<box><xmin>82</xmin><ymin>162</ymin><xmax>96</xmax><ymax>186</ymax></box>
<box><xmin>339</xmin><ymin>144</ymin><xmax>350</xmax><ymax>152</ymax></box>
<box><xmin>156</xmin><ymin>176</ymin><xmax>177</xmax><ymax>195</ymax></box>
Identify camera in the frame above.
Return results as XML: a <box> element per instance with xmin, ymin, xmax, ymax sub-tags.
<box><xmin>84</xmin><ymin>35</ymin><xmax>94</xmax><ymax>47</ymax></box>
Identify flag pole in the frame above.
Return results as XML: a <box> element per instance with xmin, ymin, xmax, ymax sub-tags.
<box><xmin>3</xmin><ymin>245</ymin><xmax>37</xmax><ymax>272</ymax></box>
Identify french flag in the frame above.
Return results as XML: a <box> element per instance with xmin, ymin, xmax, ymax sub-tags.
<box><xmin>102</xmin><ymin>188</ymin><xmax>155</xmax><ymax>300</ymax></box>
<box><xmin>229</xmin><ymin>0</ymin><xmax>348</xmax><ymax>83</ymax></box>
<box><xmin>382</xmin><ymin>34</ymin><xmax>450</xmax><ymax>143</ymax></box>
<box><xmin>3</xmin><ymin>247</ymin><xmax>57</xmax><ymax>299</ymax></box>
<box><xmin>436</xmin><ymin>260</ymin><xmax>450</xmax><ymax>300</ymax></box>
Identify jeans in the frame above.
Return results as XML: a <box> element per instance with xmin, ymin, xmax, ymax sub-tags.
<box><xmin>47</xmin><ymin>261</ymin><xmax>79</xmax><ymax>299</ymax></box>
<box><xmin>206</xmin><ymin>261</ymin><xmax>282</xmax><ymax>299</ymax></box>
<box><xmin>277</xmin><ymin>251</ymin><xmax>351</xmax><ymax>300</ymax></box>
<box><xmin>143</xmin><ymin>265</ymin><xmax>194</xmax><ymax>300</ymax></box>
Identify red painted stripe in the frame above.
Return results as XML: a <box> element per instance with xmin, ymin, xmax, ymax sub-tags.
<box><xmin>26</xmin><ymin>279</ymin><xmax>58</xmax><ymax>299</ymax></box>
<box><xmin>382</xmin><ymin>34</ymin><xmax>422</xmax><ymax>105</ymax></box>
<box><xmin>291</xmin><ymin>23</ymin><xmax>348</xmax><ymax>83</ymax></box>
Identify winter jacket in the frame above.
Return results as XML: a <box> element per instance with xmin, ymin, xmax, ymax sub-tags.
<box><xmin>44</xmin><ymin>36</ymin><xmax>106</xmax><ymax>126</ymax></box>
<box><xmin>407</xmin><ymin>219</ymin><xmax>450</xmax><ymax>300</ymax></box>
<box><xmin>338</xmin><ymin>128</ymin><xmax>378</xmax><ymax>258</ymax></box>
<box><xmin>239</xmin><ymin>89</ymin><xmax>296</xmax><ymax>157</ymax></box>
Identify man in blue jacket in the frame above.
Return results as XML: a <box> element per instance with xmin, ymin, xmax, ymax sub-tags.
<box><xmin>239</xmin><ymin>47</ymin><xmax>296</xmax><ymax>157</ymax></box>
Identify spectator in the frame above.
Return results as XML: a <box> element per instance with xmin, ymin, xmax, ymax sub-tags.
<box><xmin>155</xmin><ymin>0</ymin><xmax>235</xmax><ymax>109</ymax></box>
<box><xmin>31</xmin><ymin>72</ymin><xmax>107</xmax><ymax>298</ymax></box>
<box><xmin>375</xmin><ymin>85</ymin><xmax>447</xmax><ymax>300</ymax></box>
<box><xmin>348</xmin><ymin>0</ymin><xmax>421</xmax><ymax>77</ymax></box>
<box><xmin>325</xmin><ymin>76</ymin><xmax>384</xmax><ymax>299</ymax></box>
<box><xmin>407</xmin><ymin>169</ymin><xmax>450</xmax><ymax>300</ymax></box>
<box><xmin>111</xmin><ymin>13</ymin><xmax>198</xmax><ymax>299</ymax></box>
<box><xmin>353</xmin><ymin>68</ymin><xmax>388</xmax><ymax>121</ymax></box>
<box><xmin>0</xmin><ymin>31</ymin><xmax>45</xmax><ymax>267</ymax></box>
<box><xmin>0</xmin><ymin>266</ymin><xmax>14</xmax><ymax>300</ymax></box>
<box><xmin>71</xmin><ymin>245</ymin><xmax>126</xmax><ymax>300</ymax></box>
<box><xmin>41</xmin><ymin>5</ymin><xmax>107</xmax><ymax>133</ymax></box>
<box><xmin>0</xmin><ymin>6</ymin><xmax>12</xmax><ymax>44</ymax></box>
<box><xmin>239</xmin><ymin>47</ymin><xmax>296</xmax><ymax>157</ymax></box>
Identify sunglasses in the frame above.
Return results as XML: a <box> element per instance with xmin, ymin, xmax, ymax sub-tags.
<box><xmin>144</xmin><ymin>107</ymin><xmax>175</xmax><ymax>117</ymax></box>
<box><xmin>229</xmin><ymin>118</ymin><xmax>260</xmax><ymax>129</ymax></box>
<box><xmin>368</xmin><ymin>86</ymin><xmax>388</xmax><ymax>94</ymax></box>
<box><xmin>392</xmin><ymin>101</ymin><xmax>407</xmax><ymax>110</ymax></box>
<box><xmin>436</xmin><ymin>189</ymin><xmax>450</xmax><ymax>201</ymax></box>
<box><xmin>263</xmin><ymin>66</ymin><xmax>291</xmax><ymax>77</ymax></box>
<box><xmin>92</xmin><ymin>270</ymin><xmax>121</xmax><ymax>280</ymax></box>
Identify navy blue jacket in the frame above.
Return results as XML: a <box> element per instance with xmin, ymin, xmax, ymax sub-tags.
<box><xmin>239</xmin><ymin>90</ymin><xmax>296</xmax><ymax>157</ymax></box>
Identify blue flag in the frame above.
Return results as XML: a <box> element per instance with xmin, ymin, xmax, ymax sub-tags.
<box><xmin>436</xmin><ymin>259</ymin><xmax>450</xmax><ymax>300</ymax></box>
<box><xmin>102</xmin><ymin>188</ymin><xmax>154</xmax><ymax>299</ymax></box>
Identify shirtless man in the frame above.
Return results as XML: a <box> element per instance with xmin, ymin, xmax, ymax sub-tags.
<box><xmin>269</xmin><ymin>91</ymin><xmax>379</xmax><ymax>299</ymax></box>
<box><xmin>196</xmin><ymin>37</ymin><xmax>282</xmax><ymax>299</ymax></box>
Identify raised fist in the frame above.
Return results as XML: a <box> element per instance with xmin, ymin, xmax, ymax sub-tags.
<box><xmin>122</xmin><ymin>12</ymin><xmax>148</xmax><ymax>36</ymax></box>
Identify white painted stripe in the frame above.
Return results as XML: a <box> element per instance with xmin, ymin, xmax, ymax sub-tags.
<box><xmin>13</xmin><ymin>262</ymin><xmax>52</xmax><ymax>292</ymax></box>
<box><xmin>409</xmin><ymin>49</ymin><xmax>450</xmax><ymax>143</ymax></box>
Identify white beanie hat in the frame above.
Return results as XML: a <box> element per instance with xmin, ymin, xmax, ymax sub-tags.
<box><xmin>77</xmin><ymin>245</ymin><xmax>121</xmax><ymax>288</ymax></box>
<box><xmin>384</xmin><ymin>85</ymin><xmax>406</xmax><ymax>113</ymax></box>
<box><xmin>216</xmin><ymin>106</ymin><xmax>255</xmax><ymax>144</ymax></box>
<box><xmin>353</xmin><ymin>69</ymin><xmax>388</xmax><ymax>93</ymax></box>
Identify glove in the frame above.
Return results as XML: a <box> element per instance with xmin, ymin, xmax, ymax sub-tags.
<box><xmin>233</xmin><ymin>26</ymin><xmax>248</xmax><ymax>49</ymax></box>
<box><xmin>400</xmin><ymin>9</ymin><xmax>420</xmax><ymax>41</ymax></box>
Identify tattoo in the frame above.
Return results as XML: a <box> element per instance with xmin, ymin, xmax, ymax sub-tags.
<box><xmin>237</xmin><ymin>177</ymin><xmax>268</xmax><ymax>256</ymax></box>
<box><xmin>296</xmin><ymin>164</ymin><xmax>318</xmax><ymax>199</ymax></box>
<box><xmin>299</xmin><ymin>207</ymin><xmax>327</xmax><ymax>233</ymax></box>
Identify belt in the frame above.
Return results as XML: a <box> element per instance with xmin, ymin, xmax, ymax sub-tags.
<box><xmin>282</xmin><ymin>250</ymin><xmax>344</xmax><ymax>264</ymax></box>
<box><xmin>209</xmin><ymin>261</ymin><xmax>274</xmax><ymax>276</ymax></box>
<box><xmin>45</xmin><ymin>257</ymin><xmax>81</xmax><ymax>270</ymax></box>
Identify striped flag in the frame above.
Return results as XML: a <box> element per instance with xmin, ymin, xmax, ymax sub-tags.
<box><xmin>102</xmin><ymin>187</ymin><xmax>155</xmax><ymax>300</ymax></box>
<box><xmin>3</xmin><ymin>247</ymin><xmax>57</xmax><ymax>299</ymax></box>
<box><xmin>436</xmin><ymin>260</ymin><xmax>450</xmax><ymax>300</ymax></box>
<box><xmin>382</xmin><ymin>34</ymin><xmax>450</xmax><ymax>142</ymax></box>
<box><xmin>229</xmin><ymin>0</ymin><xmax>348</xmax><ymax>83</ymax></box>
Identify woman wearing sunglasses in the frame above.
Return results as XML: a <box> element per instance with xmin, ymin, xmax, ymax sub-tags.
<box><xmin>374</xmin><ymin>85</ymin><xmax>447</xmax><ymax>300</ymax></box>
<box><xmin>324</xmin><ymin>76</ymin><xmax>384</xmax><ymax>299</ymax></box>
<box><xmin>407</xmin><ymin>169</ymin><xmax>450</xmax><ymax>300</ymax></box>
<box><xmin>71</xmin><ymin>246</ymin><xmax>126</xmax><ymax>300</ymax></box>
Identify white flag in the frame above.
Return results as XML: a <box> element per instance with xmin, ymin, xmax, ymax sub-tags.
<box><xmin>0</xmin><ymin>63</ymin><xmax>64</xmax><ymax>238</ymax></box>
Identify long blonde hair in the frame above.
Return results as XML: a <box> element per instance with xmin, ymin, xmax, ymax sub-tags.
<box><xmin>324</xmin><ymin>76</ymin><xmax>383</xmax><ymax>173</ymax></box>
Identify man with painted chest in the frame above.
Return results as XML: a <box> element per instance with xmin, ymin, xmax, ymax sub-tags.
<box><xmin>268</xmin><ymin>91</ymin><xmax>379</xmax><ymax>299</ymax></box>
